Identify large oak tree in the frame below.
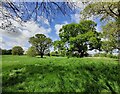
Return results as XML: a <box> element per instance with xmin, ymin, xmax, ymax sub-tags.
<box><xmin>59</xmin><ymin>20</ymin><xmax>101</xmax><ymax>57</ymax></box>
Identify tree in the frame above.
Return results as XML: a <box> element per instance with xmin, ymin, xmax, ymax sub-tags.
<box><xmin>4</xmin><ymin>49</ymin><xmax>12</xmax><ymax>55</ymax></box>
<box><xmin>53</xmin><ymin>40</ymin><xmax>66</xmax><ymax>56</ymax></box>
<box><xmin>81</xmin><ymin>2</ymin><xmax>120</xmax><ymax>21</ymax></box>
<box><xmin>1</xmin><ymin>1</ymin><xmax>76</xmax><ymax>21</ymax></box>
<box><xmin>101</xmin><ymin>21</ymin><xmax>118</xmax><ymax>53</ymax></box>
<box><xmin>81</xmin><ymin>1</ymin><xmax>120</xmax><ymax>61</ymax></box>
<box><xmin>27</xmin><ymin>46</ymin><xmax>38</xmax><ymax>57</ymax></box>
<box><xmin>29</xmin><ymin>34</ymin><xmax>52</xmax><ymax>58</ymax></box>
<box><xmin>1</xmin><ymin>49</ymin><xmax>12</xmax><ymax>55</ymax></box>
<box><xmin>12</xmin><ymin>46</ymin><xmax>24</xmax><ymax>55</ymax></box>
<box><xmin>59</xmin><ymin>20</ymin><xmax>101</xmax><ymax>57</ymax></box>
<box><xmin>0</xmin><ymin>1</ymin><xmax>76</xmax><ymax>32</ymax></box>
<box><xmin>0</xmin><ymin>48</ymin><xmax>2</xmax><ymax>55</ymax></box>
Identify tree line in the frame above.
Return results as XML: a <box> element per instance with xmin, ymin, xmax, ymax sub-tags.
<box><xmin>1</xmin><ymin>20</ymin><xmax>118</xmax><ymax>58</ymax></box>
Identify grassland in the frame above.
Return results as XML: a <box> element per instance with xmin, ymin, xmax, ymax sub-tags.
<box><xmin>1</xmin><ymin>55</ymin><xmax>120</xmax><ymax>93</ymax></box>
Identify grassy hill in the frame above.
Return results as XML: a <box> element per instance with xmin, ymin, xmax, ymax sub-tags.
<box><xmin>1</xmin><ymin>55</ymin><xmax>120</xmax><ymax>93</ymax></box>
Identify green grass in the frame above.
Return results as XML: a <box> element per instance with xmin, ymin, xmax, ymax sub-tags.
<box><xmin>1</xmin><ymin>55</ymin><xmax>120</xmax><ymax>93</ymax></box>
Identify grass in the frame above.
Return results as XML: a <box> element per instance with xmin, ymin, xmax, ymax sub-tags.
<box><xmin>1</xmin><ymin>55</ymin><xmax>120</xmax><ymax>93</ymax></box>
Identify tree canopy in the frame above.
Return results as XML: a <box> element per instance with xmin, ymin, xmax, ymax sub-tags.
<box><xmin>1</xmin><ymin>1</ymin><xmax>76</xmax><ymax>21</ymax></box>
<box><xmin>29</xmin><ymin>34</ymin><xmax>52</xmax><ymax>58</ymax></box>
<box><xmin>12</xmin><ymin>46</ymin><xmax>24</xmax><ymax>55</ymax></box>
<box><xmin>101</xmin><ymin>21</ymin><xmax>119</xmax><ymax>53</ymax></box>
<box><xmin>81</xmin><ymin>1</ymin><xmax>120</xmax><ymax>59</ymax></box>
<box><xmin>81</xmin><ymin>2</ymin><xmax>120</xmax><ymax>21</ymax></box>
<box><xmin>27</xmin><ymin>46</ymin><xmax>38</xmax><ymax>57</ymax></box>
<box><xmin>59</xmin><ymin>20</ymin><xmax>101</xmax><ymax>57</ymax></box>
<box><xmin>53</xmin><ymin>40</ymin><xmax>67</xmax><ymax>56</ymax></box>
<box><xmin>1</xmin><ymin>49</ymin><xmax>12</xmax><ymax>55</ymax></box>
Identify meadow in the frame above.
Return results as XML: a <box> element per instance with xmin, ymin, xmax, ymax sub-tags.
<box><xmin>1</xmin><ymin>55</ymin><xmax>120</xmax><ymax>93</ymax></box>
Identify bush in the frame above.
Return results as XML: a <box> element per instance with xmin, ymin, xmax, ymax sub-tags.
<box><xmin>50</xmin><ymin>51</ymin><xmax>60</xmax><ymax>57</ymax></box>
<box><xmin>107</xmin><ymin>54</ymin><xmax>118</xmax><ymax>59</ymax></box>
<box><xmin>12</xmin><ymin>46</ymin><xmax>24</xmax><ymax>55</ymax></box>
<box><xmin>99</xmin><ymin>53</ymin><xmax>107</xmax><ymax>57</ymax></box>
<box><xmin>94</xmin><ymin>53</ymin><xmax>118</xmax><ymax>59</ymax></box>
<box><xmin>27</xmin><ymin>46</ymin><xmax>38</xmax><ymax>57</ymax></box>
<box><xmin>94</xmin><ymin>53</ymin><xmax>99</xmax><ymax>57</ymax></box>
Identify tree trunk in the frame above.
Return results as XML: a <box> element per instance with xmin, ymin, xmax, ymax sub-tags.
<box><xmin>78</xmin><ymin>50</ymin><xmax>84</xmax><ymax>58</ymax></box>
<box><xmin>40</xmin><ymin>53</ymin><xmax>44</xmax><ymax>58</ymax></box>
<box><xmin>80</xmin><ymin>51</ymin><xmax>84</xmax><ymax>57</ymax></box>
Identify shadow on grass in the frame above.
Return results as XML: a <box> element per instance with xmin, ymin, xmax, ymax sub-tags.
<box><xmin>2</xmin><ymin>63</ymin><xmax>120</xmax><ymax>93</ymax></box>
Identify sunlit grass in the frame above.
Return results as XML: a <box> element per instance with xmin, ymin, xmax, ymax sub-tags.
<box><xmin>2</xmin><ymin>55</ymin><xmax>120</xmax><ymax>93</ymax></box>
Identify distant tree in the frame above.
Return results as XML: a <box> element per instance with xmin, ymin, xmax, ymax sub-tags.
<box><xmin>27</xmin><ymin>46</ymin><xmax>38</xmax><ymax>57</ymax></box>
<box><xmin>1</xmin><ymin>49</ymin><xmax>12</xmax><ymax>55</ymax></box>
<box><xmin>0</xmin><ymin>48</ymin><xmax>2</xmax><ymax>55</ymax></box>
<box><xmin>50</xmin><ymin>51</ymin><xmax>60</xmax><ymax>57</ymax></box>
<box><xmin>29</xmin><ymin>34</ymin><xmax>52</xmax><ymax>58</ymax></box>
<box><xmin>12</xmin><ymin>46</ymin><xmax>24</xmax><ymax>55</ymax></box>
<box><xmin>59</xmin><ymin>20</ymin><xmax>101</xmax><ymax>57</ymax></box>
<box><xmin>6</xmin><ymin>49</ymin><xmax>12</xmax><ymax>55</ymax></box>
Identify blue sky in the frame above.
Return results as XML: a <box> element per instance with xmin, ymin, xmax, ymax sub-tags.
<box><xmin>0</xmin><ymin>2</ymin><xmax>103</xmax><ymax>52</ymax></box>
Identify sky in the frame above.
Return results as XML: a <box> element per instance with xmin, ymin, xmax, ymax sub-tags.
<box><xmin>0</xmin><ymin>2</ymin><xmax>103</xmax><ymax>52</ymax></box>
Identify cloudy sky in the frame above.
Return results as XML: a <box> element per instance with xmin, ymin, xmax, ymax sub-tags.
<box><xmin>0</xmin><ymin>2</ymin><xmax>102</xmax><ymax>52</ymax></box>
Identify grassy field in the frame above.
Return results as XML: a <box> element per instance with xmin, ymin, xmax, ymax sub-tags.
<box><xmin>1</xmin><ymin>55</ymin><xmax>120</xmax><ymax>93</ymax></box>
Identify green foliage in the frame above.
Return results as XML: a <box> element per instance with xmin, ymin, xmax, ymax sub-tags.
<box><xmin>1</xmin><ymin>49</ymin><xmax>12</xmax><ymax>55</ymax></box>
<box><xmin>101</xmin><ymin>21</ymin><xmax>119</xmax><ymax>53</ymax></box>
<box><xmin>81</xmin><ymin>2</ymin><xmax>119</xmax><ymax>21</ymax></box>
<box><xmin>99</xmin><ymin>53</ymin><xmax>107</xmax><ymax>57</ymax></box>
<box><xmin>81</xmin><ymin>2</ymin><xmax>120</xmax><ymax>54</ymax></box>
<box><xmin>29</xmin><ymin>34</ymin><xmax>52</xmax><ymax>58</ymax></box>
<box><xmin>107</xmin><ymin>54</ymin><xmax>118</xmax><ymax>59</ymax></box>
<box><xmin>27</xmin><ymin>46</ymin><xmax>38</xmax><ymax>57</ymax></box>
<box><xmin>53</xmin><ymin>40</ymin><xmax>65</xmax><ymax>51</ymax></box>
<box><xmin>12</xmin><ymin>46</ymin><xmax>24</xmax><ymax>55</ymax></box>
<box><xmin>2</xmin><ymin>55</ymin><xmax>119</xmax><ymax>93</ymax></box>
<box><xmin>50</xmin><ymin>51</ymin><xmax>60</xmax><ymax>57</ymax></box>
<box><xmin>59</xmin><ymin>20</ymin><xmax>101</xmax><ymax>57</ymax></box>
<box><xmin>53</xmin><ymin>40</ymin><xmax>67</xmax><ymax>56</ymax></box>
<box><xmin>94</xmin><ymin>53</ymin><xmax>118</xmax><ymax>59</ymax></box>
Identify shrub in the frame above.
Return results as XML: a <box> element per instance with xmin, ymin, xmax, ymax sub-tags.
<box><xmin>107</xmin><ymin>54</ymin><xmax>118</xmax><ymax>59</ymax></box>
<box><xmin>99</xmin><ymin>53</ymin><xmax>107</xmax><ymax>57</ymax></box>
<box><xmin>27</xmin><ymin>46</ymin><xmax>38</xmax><ymax>57</ymax></box>
<box><xmin>94</xmin><ymin>53</ymin><xmax>118</xmax><ymax>59</ymax></box>
<box><xmin>93</xmin><ymin>53</ymin><xmax>99</xmax><ymax>57</ymax></box>
<box><xmin>12</xmin><ymin>46</ymin><xmax>24</xmax><ymax>55</ymax></box>
<box><xmin>50</xmin><ymin>51</ymin><xmax>60</xmax><ymax>57</ymax></box>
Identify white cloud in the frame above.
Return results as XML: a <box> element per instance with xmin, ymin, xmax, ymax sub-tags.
<box><xmin>87</xmin><ymin>49</ymin><xmax>100</xmax><ymax>56</ymax></box>
<box><xmin>71</xmin><ymin>13</ymin><xmax>80</xmax><ymax>23</ymax></box>
<box><xmin>55</xmin><ymin>24</ymin><xmax>62</xmax><ymax>35</ymax></box>
<box><xmin>0</xmin><ymin>18</ymin><xmax>51</xmax><ymax>50</ymax></box>
<box><xmin>55</xmin><ymin>21</ymin><xmax>68</xmax><ymax>36</ymax></box>
<box><xmin>74</xmin><ymin>2</ymin><xmax>85</xmax><ymax>9</ymax></box>
<box><xmin>37</xmin><ymin>16</ymin><xmax>50</xmax><ymax>26</ymax></box>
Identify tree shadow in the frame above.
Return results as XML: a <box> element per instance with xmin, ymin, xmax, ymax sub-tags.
<box><xmin>2</xmin><ymin>63</ymin><xmax>119</xmax><ymax>92</ymax></box>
